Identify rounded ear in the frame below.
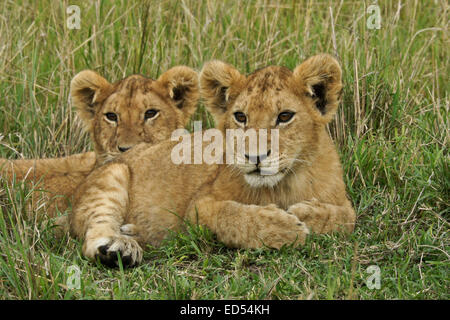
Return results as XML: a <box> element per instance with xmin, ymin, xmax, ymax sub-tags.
<box><xmin>293</xmin><ymin>54</ymin><xmax>342</xmax><ymax>123</ymax></box>
<box><xmin>200</xmin><ymin>60</ymin><xmax>246</xmax><ymax>122</ymax></box>
<box><xmin>156</xmin><ymin>66</ymin><xmax>199</xmax><ymax>122</ymax></box>
<box><xmin>70</xmin><ymin>70</ymin><xmax>112</xmax><ymax>126</ymax></box>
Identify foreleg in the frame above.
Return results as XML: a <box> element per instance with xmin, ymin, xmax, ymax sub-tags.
<box><xmin>288</xmin><ymin>199</ymin><xmax>356</xmax><ymax>234</ymax></box>
<box><xmin>70</xmin><ymin>162</ymin><xmax>142</xmax><ymax>267</ymax></box>
<box><xmin>186</xmin><ymin>197</ymin><xmax>309</xmax><ymax>249</ymax></box>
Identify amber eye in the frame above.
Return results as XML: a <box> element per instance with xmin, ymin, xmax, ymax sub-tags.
<box><xmin>105</xmin><ymin>112</ymin><xmax>118</xmax><ymax>122</ymax></box>
<box><xmin>145</xmin><ymin>109</ymin><xmax>159</xmax><ymax>120</ymax></box>
<box><xmin>277</xmin><ymin>111</ymin><xmax>295</xmax><ymax>124</ymax></box>
<box><xmin>234</xmin><ymin>112</ymin><xmax>247</xmax><ymax>123</ymax></box>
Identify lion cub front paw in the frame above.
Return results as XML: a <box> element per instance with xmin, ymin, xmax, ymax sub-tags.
<box><xmin>83</xmin><ymin>235</ymin><xmax>143</xmax><ymax>268</ymax></box>
<box><xmin>247</xmin><ymin>205</ymin><xmax>310</xmax><ymax>249</ymax></box>
<box><xmin>288</xmin><ymin>201</ymin><xmax>350</xmax><ymax>234</ymax></box>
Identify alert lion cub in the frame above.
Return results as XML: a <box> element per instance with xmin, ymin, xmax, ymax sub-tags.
<box><xmin>70</xmin><ymin>54</ymin><xmax>356</xmax><ymax>267</ymax></box>
<box><xmin>0</xmin><ymin>66</ymin><xmax>199</xmax><ymax>216</ymax></box>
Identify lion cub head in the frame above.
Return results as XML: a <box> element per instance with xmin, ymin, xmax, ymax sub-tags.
<box><xmin>70</xmin><ymin>66</ymin><xmax>199</xmax><ymax>164</ymax></box>
<box><xmin>200</xmin><ymin>54</ymin><xmax>342</xmax><ymax>188</ymax></box>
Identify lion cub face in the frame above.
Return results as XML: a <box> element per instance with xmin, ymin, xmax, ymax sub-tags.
<box><xmin>70</xmin><ymin>66</ymin><xmax>199</xmax><ymax>164</ymax></box>
<box><xmin>200</xmin><ymin>54</ymin><xmax>342</xmax><ymax>188</ymax></box>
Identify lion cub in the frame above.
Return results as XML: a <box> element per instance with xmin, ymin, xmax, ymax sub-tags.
<box><xmin>0</xmin><ymin>66</ymin><xmax>199</xmax><ymax>217</ymax></box>
<box><xmin>70</xmin><ymin>54</ymin><xmax>356</xmax><ymax>267</ymax></box>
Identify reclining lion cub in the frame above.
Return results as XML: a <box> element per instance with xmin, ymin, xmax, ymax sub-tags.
<box><xmin>70</xmin><ymin>54</ymin><xmax>356</xmax><ymax>267</ymax></box>
<box><xmin>0</xmin><ymin>66</ymin><xmax>199</xmax><ymax>217</ymax></box>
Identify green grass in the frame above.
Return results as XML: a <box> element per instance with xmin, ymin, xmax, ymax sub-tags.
<box><xmin>0</xmin><ymin>0</ymin><xmax>448</xmax><ymax>299</ymax></box>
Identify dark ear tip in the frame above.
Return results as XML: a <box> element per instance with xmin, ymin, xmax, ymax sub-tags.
<box><xmin>292</xmin><ymin>54</ymin><xmax>343</xmax><ymax>118</ymax></box>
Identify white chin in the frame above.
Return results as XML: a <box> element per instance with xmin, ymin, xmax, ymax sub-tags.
<box><xmin>244</xmin><ymin>172</ymin><xmax>285</xmax><ymax>188</ymax></box>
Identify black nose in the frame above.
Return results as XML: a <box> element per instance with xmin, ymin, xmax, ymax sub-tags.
<box><xmin>118</xmin><ymin>146</ymin><xmax>131</xmax><ymax>153</ymax></box>
<box><xmin>245</xmin><ymin>149</ymin><xmax>271</xmax><ymax>165</ymax></box>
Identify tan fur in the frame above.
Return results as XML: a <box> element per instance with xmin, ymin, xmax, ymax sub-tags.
<box><xmin>70</xmin><ymin>54</ymin><xmax>356</xmax><ymax>267</ymax></box>
<box><xmin>0</xmin><ymin>66</ymin><xmax>199</xmax><ymax>217</ymax></box>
